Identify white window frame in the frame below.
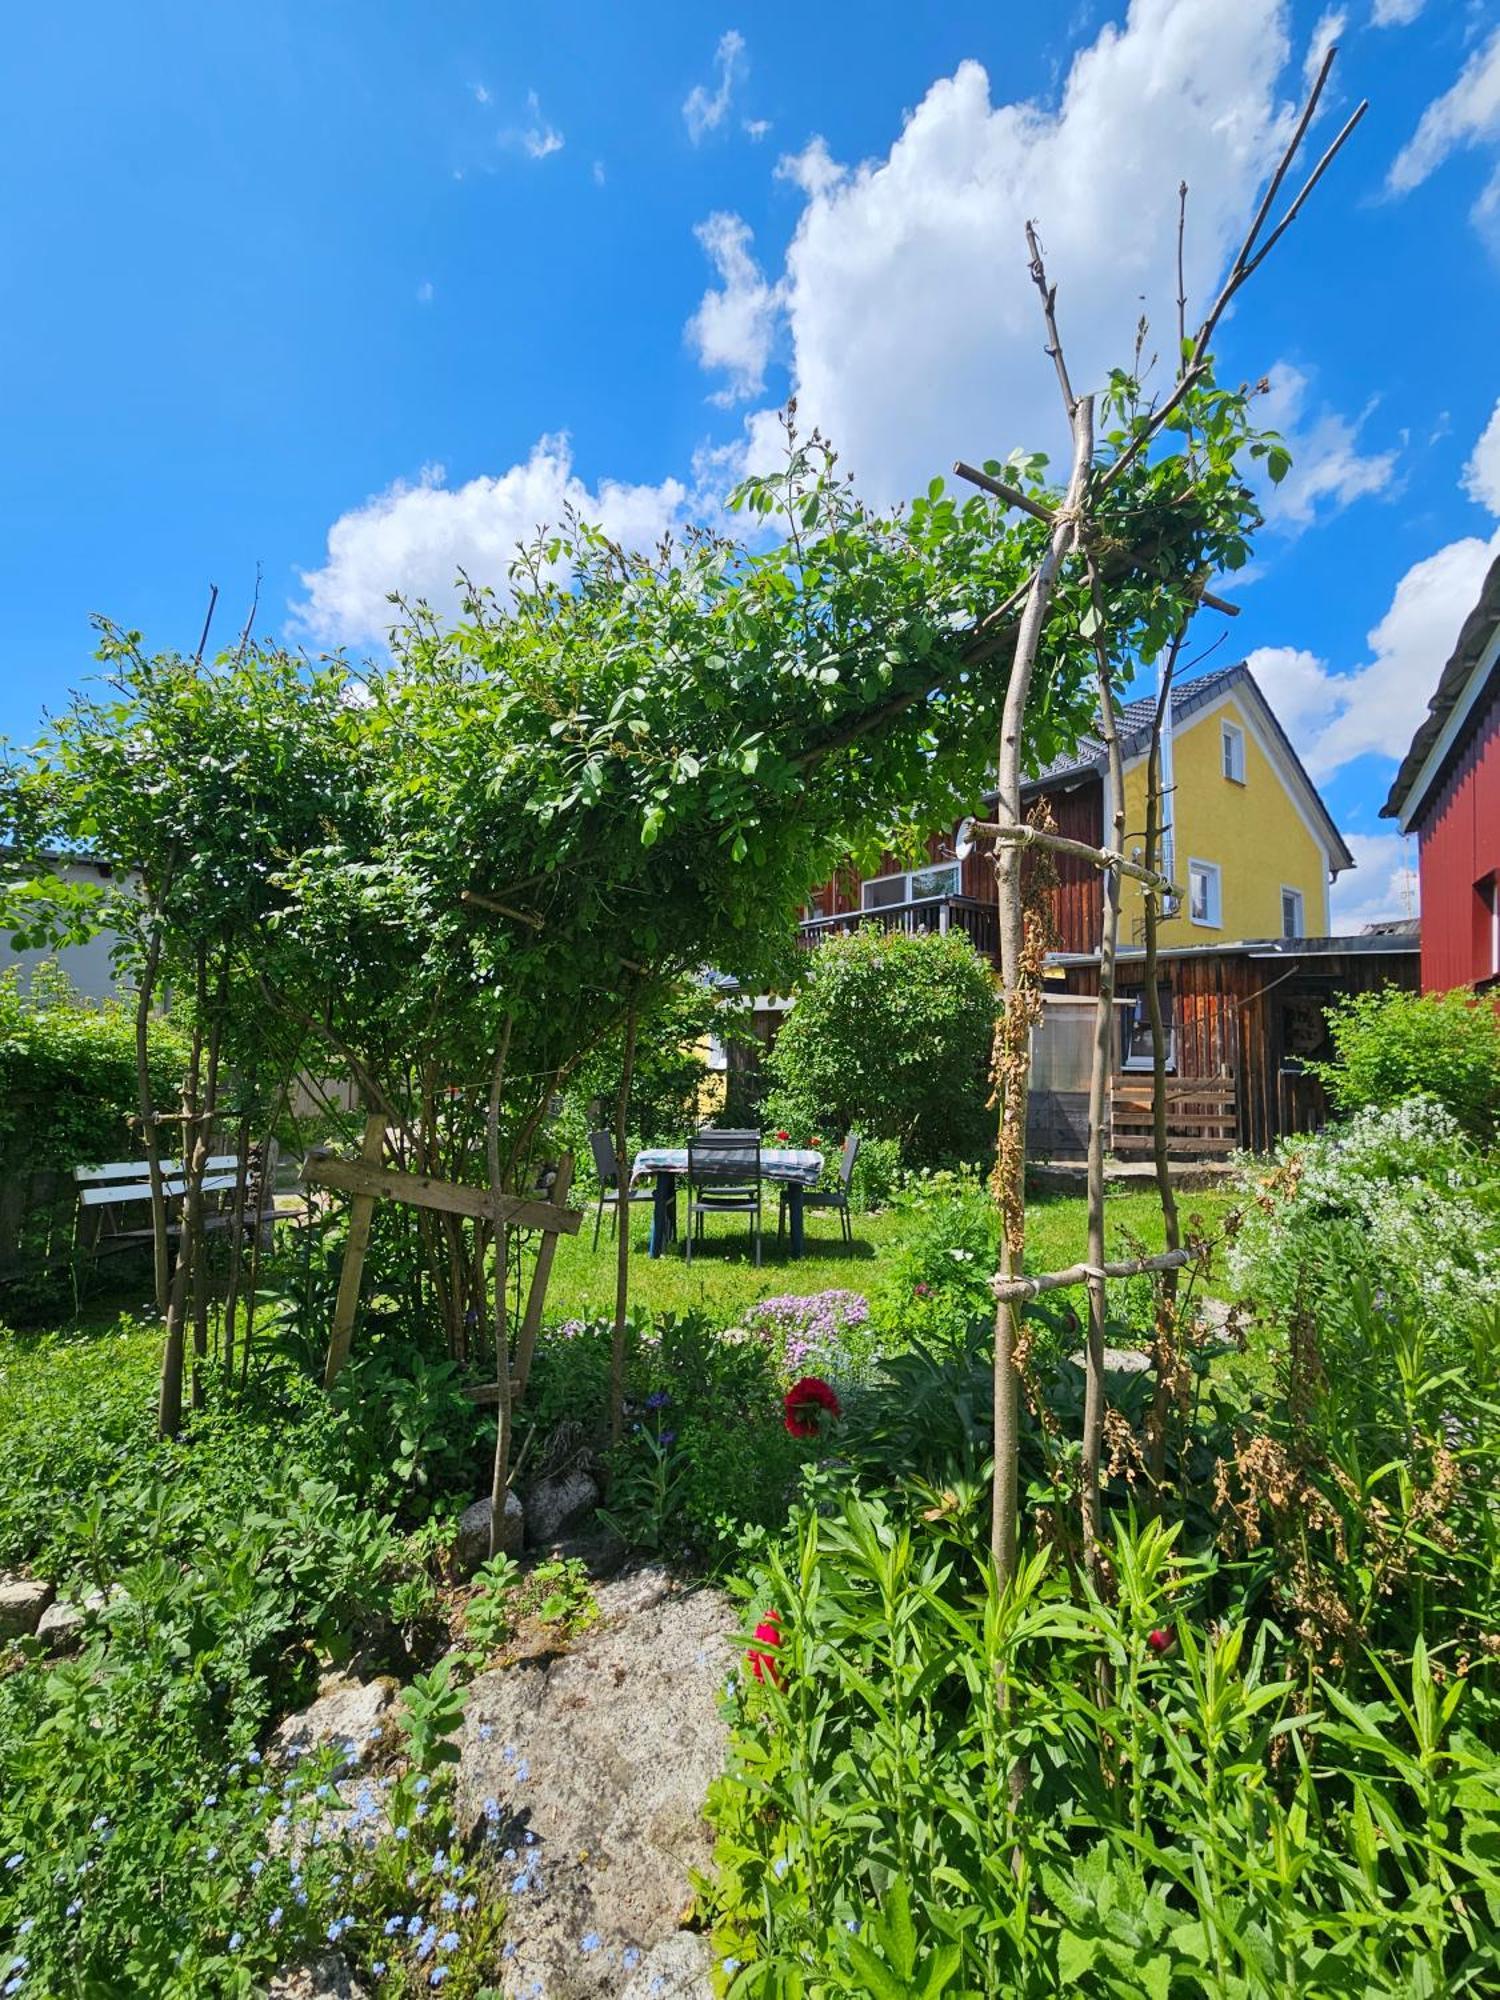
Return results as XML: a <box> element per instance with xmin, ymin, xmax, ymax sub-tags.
<box><xmin>1221</xmin><ymin>720</ymin><xmax>1246</xmax><ymax>784</ymax></box>
<box><xmin>1280</xmin><ymin>885</ymin><xmax>1305</xmax><ymax>940</ymax></box>
<box><xmin>860</xmin><ymin>861</ymin><xmax>960</xmax><ymax>910</ymax></box>
<box><xmin>1187</xmin><ymin>858</ymin><xmax>1221</xmax><ymax>929</ymax></box>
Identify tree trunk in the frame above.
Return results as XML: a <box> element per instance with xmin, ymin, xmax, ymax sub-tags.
<box><xmin>221</xmin><ymin>1107</ymin><xmax>253</xmax><ymax>1383</ymax></box>
<box><xmin>133</xmin><ymin>900</ymin><xmax>172</xmax><ymax>1319</ymax></box>
<box><xmin>610</xmin><ymin>999</ymin><xmax>639</xmax><ymax>1448</ymax></box>
<box><xmin>158</xmin><ymin>957</ymin><xmax>207</xmax><ymax>1439</ymax></box>
<box><xmin>989</xmin><ymin>394</ymin><xmax>1095</xmax><ymax>1587</ymax></box>
<box><xmin>485</xmin><ymin>1018</ymin><xmax>515</xmax><ymax>1560</ymax></box>
<box><xmin>1080</xmin><ymin>619</ymin><xmax>1125</xmax><ymax>1574</ymax></box>
<box><xmin>1142</xmin><ymin>681</ymin><xmax>1184</xmax><ymax>1494</ymax></box>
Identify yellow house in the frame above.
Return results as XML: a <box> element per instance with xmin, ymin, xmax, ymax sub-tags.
<box><xmin>1112</xmin><ymin>666</ymin><xmax>1351</xmax><ymax>946</ymax></box>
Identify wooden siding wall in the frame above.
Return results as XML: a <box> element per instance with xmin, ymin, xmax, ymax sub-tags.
<box><xmin>1413</xmin><ymin>676</ymin><xmax>1500</xmax><ymax>991</ymax></box>
<box><xmin>1060</xmin><ymin>947</ymin><xmax>1419</xmax><ymax>1154</ymax></box>
<box><xmin>1029</xmin><ymin>778</ymin><xmax>1104</xmax><ymax>955</ymax></box>
<box><xmin>808</xmin><ymin>774</ymin><xmax>1103</xmax><ymax>954</ymax></box>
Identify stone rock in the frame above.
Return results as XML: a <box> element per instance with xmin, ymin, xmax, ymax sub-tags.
<box><xmin>454</xmin><ymin>1491</ymin><xmax>526</xmax><ymax>1578</ymax></box>
<box><xmin>35</xmin><ymin>1593</ymin><xmax>91</xmax><ymax>1651</ymax></box>
<box><xmin>525</xmin><ymin>1467</ymin><xmax>600</xmax><ymax>1548</ymax></box>
<box><xmin>0</xmin><ymin>1575</ymin><xmax>54</xmax><ymax>1641</ymax></box>
<box><xmin>620</xmin><ymin>1932</ymin><xmax>715</xmax><ymax>1999</ymax></box>
<box><xmin>268</xmin><ymin>1954</ymin><xmax>368</xmax><ymax>2000</ymax></box>
<box><xmin>1068</xmin><ymin>1346</ymin><xmax>1153</xmax><ymax>1377</ymax></box>
<box><xmin>271</xmin><ymin>1673</ymin><xmax>397</xmax><ymax>1772</ymax></box>
<box><xmin>456</xmin><ymin>1564</ymin><xmax>735</xmax><ymax>1998</ymax></box>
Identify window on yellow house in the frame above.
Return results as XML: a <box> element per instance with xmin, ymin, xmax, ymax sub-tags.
<box><xmin>1221</xmin><ymin>720</ymin><xmax>1246</xmax><ymax>784</ymax></box>
<box><xmin>1188</xmin><ymin>859</ymin><xmax>1221</xmax><ymax>927</ymax></box>
<box><xmin>1281</xmin><ymin>886</ymin><xmax>1305</xmax><ymax>940</ymax></box>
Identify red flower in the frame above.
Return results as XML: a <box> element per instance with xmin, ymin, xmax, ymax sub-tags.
<box><xmin>776</xmin><ymin>1128</ymin><xmax>790</xmax><ymax>1143</ymax></box>
<box><xmin>784</xmin><ymin>1376</ymin><xmax>841</xmax><ymax>1438</ymax></box>
<box><xmin>748</xmin><ymin>1611</ymin><xmax>782</xmax><ymax>1686</ymax></box>
<box><xmin>914</xmin><ymin>1282</ymin><xmax>931</xmax><ymax>1297</ymax></box>
<box><xmin>1147</xmin><ymin>1627</ymin><xmax>1173</xmax><ymax>1655</ymax></box>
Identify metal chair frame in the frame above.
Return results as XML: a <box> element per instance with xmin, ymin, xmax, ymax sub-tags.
<box><xmin>779</xmin><ymin>1129</ymin><xmax>860</xmax><ymax>1248</ymax></box>
<box><xmin>685</xmin><ymin>1130</ymin><xmax>763</xmax><ymax>1266</ymax></box>
<box><xmin>587</xmin><ymin>1129</ymin><xmax>654</xmax><ymax>1250</ymax></box>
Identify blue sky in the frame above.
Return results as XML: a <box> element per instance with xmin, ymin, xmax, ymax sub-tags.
<box><xmin>2</xmin><ymin>0</ymin><xmax>1497</xmax><ymax>928</ymax></box>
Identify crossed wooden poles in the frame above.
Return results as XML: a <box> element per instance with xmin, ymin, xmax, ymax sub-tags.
<box><xmin>306</xmin><ymin>1112</ymin><xmax>582</xmax><ymax>1396</ymax></box>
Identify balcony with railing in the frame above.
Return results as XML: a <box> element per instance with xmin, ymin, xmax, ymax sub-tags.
<box><xmin>796</xmin><ymin>894</ymin><xmax>999</xmax><ymax>961</ymax></box>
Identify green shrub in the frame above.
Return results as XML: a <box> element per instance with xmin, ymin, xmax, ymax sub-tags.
<box><xmin>764</xmin><ymin>927</ymin><xmax>997</xmax><ymax>1167</ymax></box>
<box><xmin>1313</xmin><ymin>985</ymin><xmax>1500</xmax><ymax>1142</ymax></box>
<box><xmin>0</xmin><ymin>962</ymin><xmax>189</xmax><ymax>1173</ymax></box>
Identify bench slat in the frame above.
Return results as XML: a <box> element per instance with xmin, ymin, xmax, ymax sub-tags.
<box><xmin>79</xmin><ymin>1171</ymin><xmax>243</xmax><ymax>1207</ymax></box>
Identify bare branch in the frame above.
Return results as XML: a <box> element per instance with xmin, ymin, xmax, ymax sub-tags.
<box><xmin>1026</xmin><ymin>220</ymin><xmax>1077</xmax><ymax>416</ymax></box>
<box><xmin>971</xmin><ymin>819</ymin><xmax>1179</xmax><ymax>895</ymax></box>
<box><xmin>194</xmin><ymin>584</ymin><xmax>219</xmax><ymax>666</ymax></box>
<box><xmin>953</xmin><ymin>462</ymin><xmax>1053</xmax><ymax>524</ymax></box>
<box><xmin>461</xmin><ymin>888</ymin><xmax>546</xmax><ymax>931</ymax></box>
<box><xmin>235</xmin><ymin>563</ymin><xmax>262</xmax><ymax>666</ymax></box>
<box><xmin>991</xmin><ymin>1245</ymin><xmax>1197</xmax><ymax>1304</ymax></box>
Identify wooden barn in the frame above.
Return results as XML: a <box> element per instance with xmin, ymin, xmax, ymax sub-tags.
<box><xmin>1046</xmin><ymin>932</ymin><xmax>1421</xmax><ymax>1158</ymax></box>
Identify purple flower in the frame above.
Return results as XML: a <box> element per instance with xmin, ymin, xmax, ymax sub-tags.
<box><xmin>644</xmin><ymin>1389</ymin><xmax>671</xmax><ymax>1410</ymax></box>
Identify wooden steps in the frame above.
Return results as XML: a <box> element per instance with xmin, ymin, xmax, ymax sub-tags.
<box><xmin>1111</xmin><ymin>1074</ymin><xmax>1238</xmax><ymax>1157</ymax></box>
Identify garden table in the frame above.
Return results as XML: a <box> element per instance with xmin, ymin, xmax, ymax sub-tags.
<box><xmin>631</xmin><ymin>1146</ymin><xmax>824</xmax><ymax>1258</ymax></box>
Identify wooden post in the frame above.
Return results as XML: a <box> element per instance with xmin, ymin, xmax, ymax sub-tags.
<box><xmin>610</xmin><ymin>1000</ymin><xmax>639</xmax><ymax>1448</ymax></box>
<box><xmin>321</xmin><ymin>1109</ymin><xmax>386</xmax><ymax>1389</ymax></box>
<box><xmin>513</xmin><ymin>1151</ymin><xmax>574</xmax><ymax>1400</ymax></box>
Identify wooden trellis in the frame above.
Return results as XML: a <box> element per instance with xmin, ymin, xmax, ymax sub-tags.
<box><xmin>304</xmin><ymin>1116</ymin><xmax>581</xmax><ymax>1390</ymax></box>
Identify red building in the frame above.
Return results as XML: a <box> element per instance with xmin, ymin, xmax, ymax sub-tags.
<box><xmin>1383</xmin><ymin>553</ymin><xmax>1500</xmax><ymax>993</ymax></box>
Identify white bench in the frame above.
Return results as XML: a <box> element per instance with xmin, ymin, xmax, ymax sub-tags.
<box><xmin>74</xmin><ymin>1144</ymin><xmax>286</xmax><ymax>1259</ymax></box>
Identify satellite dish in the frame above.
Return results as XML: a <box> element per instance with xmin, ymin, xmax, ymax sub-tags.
<box><xmin>954</xmin><ymin>816</ymin><xmax>977</xmax><ymax>861</ymax></box>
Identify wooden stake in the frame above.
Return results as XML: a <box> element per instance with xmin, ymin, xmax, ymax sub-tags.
<box><xmin>512</xmin><ymin>1151</ymin><xmax>574</xmax><ymax>1401</ymax></box>
<box><xmin>321</xmin><ymin>1110</ymin><xmax>386</xmax><ymax>1389</ymax></box>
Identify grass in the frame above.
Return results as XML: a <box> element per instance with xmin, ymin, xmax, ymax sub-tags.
<box><xmin>546</xmin><ymin>1182</ymin><xmax>1239</xmax><ymax>1324</ymax></box>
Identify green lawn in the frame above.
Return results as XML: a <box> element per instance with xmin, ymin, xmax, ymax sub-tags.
<box><xmin>545</xmin><ymin>1183</ymin><xmax>1239</xmax><ymax>1324</ymax></box>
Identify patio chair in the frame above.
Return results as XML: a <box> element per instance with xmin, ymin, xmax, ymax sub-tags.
<box><xmin>779</xmin><ymin>1129</ymin><xmax>861</xmax><ymax>1249</ymax></box>
<box><xmin>587</xmin><ymin>1129</ymin><xmax>654</xmax><ymax>1250</ymax></box>
<box><xmin>685</xmin><ymin>1129</ymin><xmax>763</xmax><ymax>1266</ymax></box>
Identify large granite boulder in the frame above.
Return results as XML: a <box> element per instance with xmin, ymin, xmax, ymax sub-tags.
<box><xmin>455</xmin><ymin>1566</ymin><xmax>733</xmax><ymax>1997</ymax></box>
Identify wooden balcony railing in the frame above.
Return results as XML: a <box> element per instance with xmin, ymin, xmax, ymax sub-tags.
<box><xmin>797</xmin><ymin>895</ymin><xmax>999</xmax><ymax>961</ymax></box>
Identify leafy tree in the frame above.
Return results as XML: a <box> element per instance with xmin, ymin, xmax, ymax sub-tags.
<box><xmin>1313</xmin><ymin>986</ymin><xmax>1500</xmax><ymax>1145</ymax></box>
<box><xmin>765</xmin><ymin>927</ymin><xmax>998</xmax><ymax>1164</ymax></box>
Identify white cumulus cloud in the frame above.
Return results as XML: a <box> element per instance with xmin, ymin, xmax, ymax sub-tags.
<box><xmin>685</xmin><ymin>214</ymin><xmax>783</xmax><ymax>405</ymax></box>
<box><xmin>699</xmin><ymin>0</ymin><xmax>1307</xmax><ymax>503</ymax></box>
<box><xmin>1387</xmin><ymin>25</ymin><xmax>1500</xmax><ymax>241</ymax></box>
<box><xmin>1371</xmin><ymin>0</ymin><xmax>1424</xmax><ymax>24</ymax></box>
<box><xmin>1463</xmin><ymin>395</ymin><xmax>1500</xmax><ymax>512</ymax></box>
<box><xmin>1305</xmin><ymin>7</ymin><xmax>1347</xmax><ymax>88</ymax></box>
<box><xmin>1259</xmin><ymin>362</ymin><xmax>1398</xmax><ymax>529</ymax></box>
<box><xmin>1248</xmin><ymin>532</ymin><xmax>1500</xmax><ymax>777</ymax></box>
<box><xmin>294</xmin><ymin>439</ymin><xmax>689</xmax><ymax>648</ymax></box>
<box><xmin>1329</xmin><ymin>831</ymin><xmax>1420</xmax><ymax>932</ymax></box>
<box><xmin>683</xmin><ymin>31</ymin><xmax>746</xmax><ymax>144</ymax></box>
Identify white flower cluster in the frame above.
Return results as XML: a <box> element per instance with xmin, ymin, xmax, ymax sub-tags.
<box><xmin>1231</xmin><ymin>1096</ymin><xmax>1500</xmax><ymax>1326</ymax></box>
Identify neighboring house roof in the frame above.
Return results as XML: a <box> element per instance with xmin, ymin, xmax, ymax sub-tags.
<box><xmin>1361</xmin><ymin>916</ymin><xmax>1419</xmax><ymax>938</ymax></box>
<box><xmin>1382</xmin><ymin>550</ymin><xmax>1500</xmax><ymax>830</ymax></box>
<box><xmin>1006</xmin><ymin>660</ymin><xmax>1354</xmax><ymax>873</ymax></box>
